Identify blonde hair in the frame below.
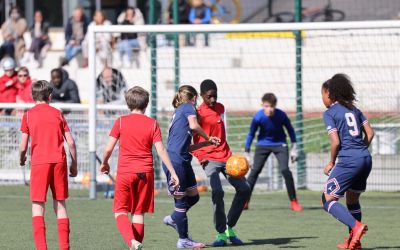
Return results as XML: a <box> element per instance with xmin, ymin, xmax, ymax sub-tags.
<box><xmin>172</xmin><ymin>85</ymin><xmax>198</xmax><ymax>108</ymax></box>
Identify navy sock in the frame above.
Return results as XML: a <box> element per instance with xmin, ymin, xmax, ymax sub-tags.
<box><xmin>347</xmin><ymin>203</ymin><xmax>361</xmax><ymax>232</ymax></box>
<box><xmin>324</xmin><ymin>200</ymin><xmax>356</xmax><ymax>228</ymax></box>
<box><xmin>171</xmin><ymin>198</ymin><xmax>188</xmax><ymax>239</ymax></box>
<box><xmin>186</xmin><ymin>195</ymin><xmax>199</xmax><ymax>211</ymax></box>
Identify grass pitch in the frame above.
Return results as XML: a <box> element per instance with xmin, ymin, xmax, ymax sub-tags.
<box><xmin>0</xmin><ymin>186</ymin><xmax>399</xmax><ymax>249</ymax></box>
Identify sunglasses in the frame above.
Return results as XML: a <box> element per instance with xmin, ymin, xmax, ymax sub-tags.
<box><xmin>18</xmin><ymin>74</ymin><xmax>28</xmax><ymax>77</ymax></box>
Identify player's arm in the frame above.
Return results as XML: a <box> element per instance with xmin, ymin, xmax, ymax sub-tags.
<box><xmin>189</xmin><ymin>141</ymin><xmax>212</xmax><ymax>152</ymax></box>
<box><xmin>188</xmin><ymin>116</ymin><xmax>220</xmax><ymax>146</ymax></box>
<box><xmin>362</xmin><ymin>121</ymin><xmax>374</xmax><ymax>147</ymax></box>
<box><xmin>244</xmin><ymin>116</ymin><xmax>259</xmax><ymax>153</ymax></box>
<box><xmin>64</xmin><ymin>132</ymin><xmax>78</xmax><ymax>177</ymax></box>
<box><xmin>100</xmin><ymin>136</ymin><xmax>118</xmax><ymax>174</ymax></box>
<box><xmin>325</xmin><ymin>131</ymin><xmax>340</xmax><ymax>176</ymax></box>
<box><xmin>154</xmin><ymin>141</ymin><xmax>179</xmax><ymax>188</ymax></box>
<box><xmin>19</xmin><ymin>133</ymin><xmax>29</xmax><ymax>166</ymax></box>
<box><xmin>283</xmin><ymin>113</ymin><xmax>298</xmax><ymax>162</ymax></box>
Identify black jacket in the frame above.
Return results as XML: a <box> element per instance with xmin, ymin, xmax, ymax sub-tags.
<box><xmin>50</xmin><ymin>69</ymin><xmax>81</xmax><ymax>103</ymax></box>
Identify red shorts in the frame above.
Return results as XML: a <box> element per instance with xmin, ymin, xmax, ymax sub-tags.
<box><xmin>113</xmin><ymin>172</ymin><xmax>154</xmax><ymax>214</ymax></box>
<box><xmin>30</xmin><ymin>162</ymin><xmax>68</xmax><ymax>202</ymax></box>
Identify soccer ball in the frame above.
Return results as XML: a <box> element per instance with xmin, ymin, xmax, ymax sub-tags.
<box><xmin>226</xmin><ymin>155</ymin><xmax>249</xmax><ymax>178</ymax></box>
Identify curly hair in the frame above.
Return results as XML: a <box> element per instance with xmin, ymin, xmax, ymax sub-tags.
<box><xmin>322</xmin><ymin>74</ymin><xmax>356</xmax><ymax>109</ymax></box>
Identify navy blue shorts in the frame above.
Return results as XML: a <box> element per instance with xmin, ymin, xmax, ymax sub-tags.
<box><xmin>325</xmin><ymin>155</ymin><xmax>372</xmax><ymax>198</ymax></box>
<box><xmin>163</xmin><ymin>157</ymin><xmax>197</xmax><ymax>196</ymax></box>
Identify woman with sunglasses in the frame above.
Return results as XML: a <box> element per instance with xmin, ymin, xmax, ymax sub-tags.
<box><xmin>16</xmin><ymin>67</ymin><xmax>34</xmax><ymax>103</ymax></box>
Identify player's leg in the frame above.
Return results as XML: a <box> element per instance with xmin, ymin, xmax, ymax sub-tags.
<box><xmin>130</xmin><ymin>172</ymin><xmax>155</xmax><ymax>248</ymax></box>
<box><xmin>113</xmin><ymin>174</ymin><xmax>135</xmax><ymax>248</ymax></box>
<box><xmin>51</xmin><ymin>162</ymin><xmax>70</xmax><ymax>250</ymax></box>
<box><xmin>224</xmin><ymin>172</ymin><xmax>251</xmax><ymax>245</ymax></box>
<box><xmin>204</xmin><ymin>161</ymin><xmax>228</xmax><ymax>246</ymax></box>
<box><xmin>273</xmin><ymin>146</ymin><xmax>303</xmax><ymax>211</ymax></box>
<box><xmin>32</xmin><ymin>202</ymin><xmax>47</xmax><ymax>250</ymax></box>
<box><xmin>30</xmin><ymin>163</ymin><xmax>52</xmax><ymax>250</ymax></box>
<box><xmin>245</xmin><ymin>146</ymin><xmax>271</xmax><ymax>208</ymax></box>
<box><xmin>347</xmin><ymin>156</ymin><xmax>372</xmax><ymax>249</ymax></box>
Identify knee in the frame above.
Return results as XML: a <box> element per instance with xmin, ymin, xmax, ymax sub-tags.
<box><xmin>321</xmin><ymin>193</ymin><xmax>338</xmax><ymax>212</ymax></box>
<box><xmin>175</xmin><ymin>196</ymin><xmax>188</xmax><ymax>209</ymax></box>
<box><xmin>281</xmin><ymin>168</ymin><xmax>293</xmax><ymax>178</ymax></box>
<box><xmin>212</xmin><ymin>188</ymin><xmax>224</xmax><ymax>200</ymax></box>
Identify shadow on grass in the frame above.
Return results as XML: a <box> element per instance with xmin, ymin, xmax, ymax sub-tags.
<box><xmin>243</xmin><ymin>236</ymin><xmax>317</xmax><ymax>247</ymax></box>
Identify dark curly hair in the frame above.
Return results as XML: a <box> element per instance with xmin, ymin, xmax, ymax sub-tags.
<box><xmin>322</xmin><ymin>74</ymin><xmax>356</xmax><ymax>109</ymax></box>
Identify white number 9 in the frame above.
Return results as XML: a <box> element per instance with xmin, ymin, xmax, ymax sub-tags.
<box><xmin>345</xmin><ymin>113</ymin><xmax>359</xmax><ymax>136</ymax></box>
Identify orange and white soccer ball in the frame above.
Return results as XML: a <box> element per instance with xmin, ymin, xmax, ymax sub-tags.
<box><xmin>226</xmin><ymin>155</ymin><xmax>249</xmax><ymax>178</ymax></box>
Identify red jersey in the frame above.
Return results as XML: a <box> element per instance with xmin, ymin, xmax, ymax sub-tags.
<box><xmin>20</xmin><ymin>103</ymin><xmax>70</xmax><ymax>165</ymax></box>
<box><xmin>17</xmin><ymin>78</ymin><xmax>34</xmax><ymax>103</ymax></box>
<box><xmin>109</xmin><ymin>113</ymin><xmax>162</xmax><ymax>174</ymax></box>
<box><xmin>193</xmin><ymin>102</ymin><xmax>232</xmax><ymax>162</ymax></box>
<box><xmin>0</xmin><ymin>73</ymin><xmax>18</xmax><ymax>103</ymax></box>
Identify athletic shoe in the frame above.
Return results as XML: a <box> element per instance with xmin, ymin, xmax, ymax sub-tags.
<box><xmin>290</xmin><ymin>199</ymin><xmax>303</xmax><ymax>212</ymax></box>
<box><xmin>163</xmin><ymin>215</ymin><xmax>177</xmax><ymax>232</ymax></box>
<box><xmin>177</xmin><ymin>238</ymin><xmax>206</xmax><ymax>249</ymax></box>
<box><xmin>349</xmin><ymin>221</ymin><xmax>368</xmax><ymax>250</ymax></box>
<box><xmin>337</xmin><ymin>237</ymin><xmax>362</xmax><ymax>249</ymax></box>
<box><xmin>243</xmin><ymin>201</ymin><xmax>249</xmax><ymax>210</ymax></box>
<box><xmin>130</xmin><ymin>239</ymin><xmax>143</xmax><ymax>250</ymax></box>
<box><xmin>225</xmin><ymin>228</ymin><xmax>244</xmax><ymax>245</ymax></box>
<box><xmin>212</xmin><ymin>233</ymin><xmax>227</xmax><ymax>247</ymax></box>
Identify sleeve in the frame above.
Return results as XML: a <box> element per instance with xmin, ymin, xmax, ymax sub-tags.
<box><xmin>283</xmin><ymin>112</ymin><xmax>297</xmax><ymax>143</ymax></box>
<box><xmin>183</xmin><ymin>104</ymin><xmax>197</xmax><ymax>119</ymax></box>
<box><xmin>244</xmin><ymin>114</ymin><xmax>259</xmax><ymax>151</ymax></box>
<box><xmin>20</xmin><ymin>112</ymin><xmax>29</xmax><ymax>134</ymax></box>
<box><xmin>61</xmin><ymin>113</ymin><xmax>70</xmax><ymax>134</ymax></box>
<box><xmin>323</xmin><ymin>111</ymin><xmax>338</xmax><ymax>134</ymax></box>
<box><xmin>188</xmin><ymin>8</ymin><xmax>196</xmax><ymax>23</ymax></box>
<box><xmin>109</xmin><ymin>117</ymin><xmax>121</xmax><ymax>139</ymax></box>
<box><xmin>201</xmin><ymin>7</ymin><xmax>212</xmax><ymax>24</ymax></box>
<box><xmin>358</xmin><ymin>109</ymin><xmax>368</xmax><ymax>126</ymax></box>
<box><xmin>67</xmin><ymin>81</ymin><xmax>81</xmax><ymax>103</ymax></box>
<box><xmin>153</xmin><ymin>121</ymin><xmax>162</xmax><ymax>143</ymax></box>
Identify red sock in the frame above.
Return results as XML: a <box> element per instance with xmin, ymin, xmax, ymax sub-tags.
<box><xmin>57</xmin><ymin>218</ymin><xmax>70</xmax><ymax>250</ymax></box>
<box><xmin>132</xmin><ymin>223</ymin><xmax>144</xmax><ymax>243</ymax></box>
<box><xmin>32</xmin><ymin>216</ymin><xmax>47</xmax><ymax>250</ymax></box>
<box><xmin>116</xmin><ymin>214</ymin><xmax>134</xmax><ymax>247</ymax></box>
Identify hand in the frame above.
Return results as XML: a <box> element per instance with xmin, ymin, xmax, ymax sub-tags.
<box><xmin>194</xmin><ymin>19</ymin><xmax>202</xmax><ymax>24</ymax></box>
<box><xmin>20</xmin><ymin>155</ymin><xmax>26</xmax><ymax>166</ymax></box>
<box><xmin>170</xmin><ymin>173</ymin><xmax>180</xmax><ymax>190</ymax></box>
<box><xmin>200</xmin><ymin>159</ymin><xmax>209</xmax><ymax>169</ymax></box>
<box><xmin>5</xmin><ymin>80</ymin><xmax>14</xmax><ymax>87</ymax></box>
<box><xmin>69</xmin><ymin>40</ymin><xmax>76</xmax><ymax>45</ymax></box>
<box><xmin>324</xmin><ymin>162</ymin><xmax>334</xmax><ymax>176</ymax></box>
<box><xmin>290</xmin><ymin>143</ymin><xmax>298</xmax><ymax>163</ymax></box>
<box><xmin>69</xmin><ymin>161</ymin><xmax>78</xmax><ymax>177</ymax></box>
<box><xmin>208</xmin><ymin>136</ymin><xmax>221</xmax><ymax>146</ymax></box>
<box><xmin>100</xmin><ymin>162</ymin><xmax>110</xmax><ymax>175</ymax></box>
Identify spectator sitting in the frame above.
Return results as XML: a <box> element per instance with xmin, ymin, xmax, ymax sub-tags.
<box><xmin>16</xmin><ymin>67</ymin><xmax>34</xmax><ymax>103</ymax></box>
<box><xmin>20</xmin><ymin>10</ymin><xmax>51</xmax><ymax>68</ymax></box>
<box><xmin>168</xmin><ymin>0</ymin><xmax>191</xmax><ymax>46</ymax></box>
<box><xmin>0</xmin><ymin>6</ymin><xmax>28</xmax><ymax>63</ymax></box>
<box><xmin>96</xmin><ymin>67</ymin><xmax>127</xmax><ymax>104</ymax></box>
<box><xmin>50</xmin><ymin>68</ymin><xmax>81</xmax><ymax>103</ymax></box>
<box><xmin>60</xmin><ymin>6</ymin><xmax>89</xmax><ymax>67</ymax></box>
<box><xmin>188</xmin><ymin>0</ymin><xmax>211</xmax><ymax>46</ymax></box>
<box><xmin>117</xmin><ymin>7</ymin><xmax>141</xmax><ymax>68</ymax></box>
<box><xmin>0</xmin><ymin>57</ymin><xmax>18</xmax><ymax>115</ymax></box>
<box><xmin>82</xmin><ymin>10</ymin><xmax>112</xmax><ymax>67</ymax></box>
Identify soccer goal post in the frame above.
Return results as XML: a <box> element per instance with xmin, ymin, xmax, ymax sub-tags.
<box><xmin>85</xmin><ymin>20</ymin><xmax>400</xmax><ymax>198</ymax></box>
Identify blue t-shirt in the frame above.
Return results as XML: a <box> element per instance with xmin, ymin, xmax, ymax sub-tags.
<box><xmin>245</xmin><ymin>108</ymin><xmax>296</xmax><ymax>150</ymax></box>
<box><xmin>323</xmin><ymin>103</ymin><xmax>370</xmax><ymax>158</ymax></box>
<box><xmin>167</xmin><ymin>103</ymin><xmax>197</xmax><ymax>162</ymax></box>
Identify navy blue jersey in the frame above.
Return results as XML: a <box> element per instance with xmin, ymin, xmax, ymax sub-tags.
<box><xmin>323</xmin><ymin>103</ymin><xmax>370</xmax><ymax>158</ymax></box>
<box><xmin>167</xmin><ymin>103</ymin><xmax>197</xmax><ymax>161</ymax></box>
<box><xmin>245</xmin><ymin>108</ymin><xmax>296</xmax><ymax>150</ymax></box>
